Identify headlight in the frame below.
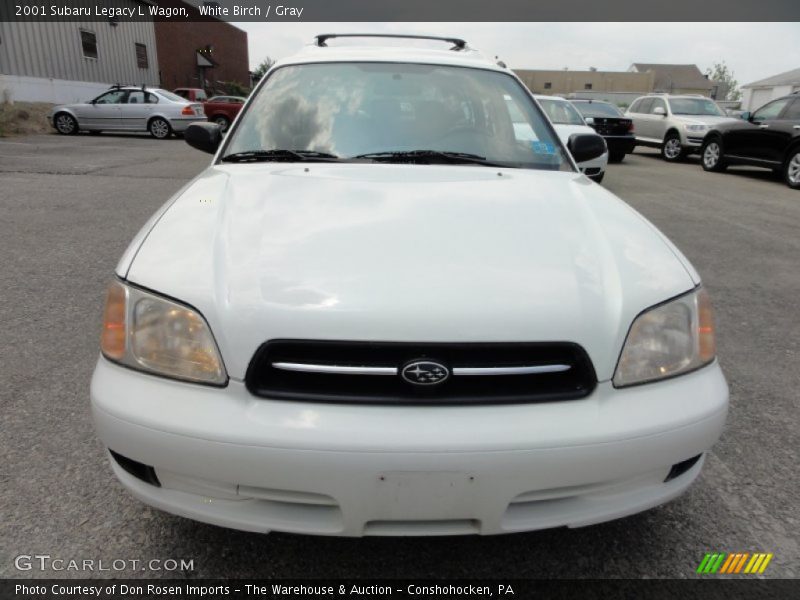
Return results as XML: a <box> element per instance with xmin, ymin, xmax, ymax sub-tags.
<box><xmin>613</xmin><ymin>287</ymin><xmax>716</xmax><ymax>387</ymax></box>
<box><xmin>684</xmin><ymin>124</ymin><xmax>708</xmax><ymax>132</ymax></box>
<box><xmin>100</xmin><ymin>280</ymin><xmax>227</xmax><ymax>385</ymax></box>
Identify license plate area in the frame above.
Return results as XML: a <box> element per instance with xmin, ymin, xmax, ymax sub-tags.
<box><xmin>371</xmin><ymin>471</ymin><xmax>477</xmax><ymax>519</ymax></box>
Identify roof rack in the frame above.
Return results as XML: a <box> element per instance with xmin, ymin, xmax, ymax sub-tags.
<box><xmin>315</xmin><ymin>33</ymin><xmax>467</xmax><ymax>51</ymax></box>
<box><xmin>109</xmin><ymin>83</ymin><xmax>149</xmax><ymax>91</ymax></box>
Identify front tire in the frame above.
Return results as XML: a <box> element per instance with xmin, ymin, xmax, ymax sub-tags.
<box><xmin>54</xmin><ymin>113</ymin><xmax>78</xmax><ymax>135</ymax></box>
<box><xmin>609</xmin><ymin>151</ymin><xmax>626</xmax><ymax>163</ymax></box>
<box><xmin>662</xmin><ymin>132</ymin><xmax>684</xmax><ymax>162</ymax></box>
<box><xmin>148</xmin><ymin>117</ymin><xmax>172</xmax><ymax>140</ymax></box>
<box><xmin>701</xmin><ymin>138</ymin><xmax>727</xmax><ymax>172</ymax></box>
<box><xmin>785</xmin><ymin>149</ymin><xmax>800</xmax><ymax>190</ymax></box>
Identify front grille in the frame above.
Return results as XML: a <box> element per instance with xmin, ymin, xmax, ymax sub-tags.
<box><xmin>245</xmin><ymin>340</ymin><xmax>596</xmax><ymax>405</ymax></box>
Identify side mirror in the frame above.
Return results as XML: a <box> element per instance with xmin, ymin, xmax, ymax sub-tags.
<box><xmin>568</xmin><ymin>133</ymin><xmax>607</xmax><ymax>164</ymax></box>
<box><xmin>185</xmin><ymin>122</ymin><xmax>222</xmax><ymax>154</ymax></box>
<box><xmin>741</xmin><ymin>111</ymin><xmax>752</xmax><ymax>121</ymax></box>
<box><xmin>653</xmin><ymin>106</ymin><xmax>666</xmax><ymax>116</ymax></box>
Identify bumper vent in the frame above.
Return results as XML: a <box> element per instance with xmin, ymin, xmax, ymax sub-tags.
<box><xmin>245</xmin><ymin>340</ymin><xmax>596</xmax><ymax>405</ymax></box>
<box><xmin>109</xmin><ymin>450</ymin><xmax>160</xmax><ymax>487</ymax></box>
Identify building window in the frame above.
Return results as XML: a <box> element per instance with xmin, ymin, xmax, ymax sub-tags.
<box><xmin>584</xmin><ymin>83</ymin><xmax>593</xmax><ymax>90</ymax></box>
<box><xmin>135</xmin><ymin>43</ymin><xmax>148</xmax><ymax>69</ymax></box>
<box><xmin>544</xmin><ymin>82</ymin><xmax>552</xmax><ymax>90</ymax></box>
<box><xmin>80</xmin><ymin>30</ymin><xmax>97</xmax><ymax>59</ymax></box>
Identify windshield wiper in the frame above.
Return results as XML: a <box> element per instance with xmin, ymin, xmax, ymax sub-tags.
<box><xmin>351</xmin><ymin>150</ymin><xmax>511</xmax><ymax>168</ymax></box>
<box><xmin>220</xmin><ymin>149</ymin><xmax>340</xmax><ymax>163</ymax></box>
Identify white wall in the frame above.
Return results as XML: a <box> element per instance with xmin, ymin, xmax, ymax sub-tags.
<box><xmin>741</xmin><ymin>85</ymin><xmax>793</xmax><ymax>111</ymax></box>
<box><xmin>0</xmin><ymin>74</ymin><xmax>109</xmax><ymax>104</ymax></box>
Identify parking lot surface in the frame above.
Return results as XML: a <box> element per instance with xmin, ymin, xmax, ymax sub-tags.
<box><xmin>1</xmin><ymin>133</ymin><xmax>798</xmax><ymax>579</ymax></box>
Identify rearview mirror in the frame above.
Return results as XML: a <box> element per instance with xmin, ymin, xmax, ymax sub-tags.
<box><xmin>653</xmin><ymin>106</ymin><xmax>666</xmax><ymax>116</ymax></box>
<box><xmin>185</xmin><ymin>122</ymin><xmax>222</xmax><ymax>154</ymax></box>
<box><xmin>567</xmin><ymin>133</ymin><xmax>607</xmax><ymax>164</ymax></box>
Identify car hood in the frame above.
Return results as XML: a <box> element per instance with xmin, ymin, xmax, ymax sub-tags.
<box><xmin>123</xmin><ymin>163</ymin><xmax>697</xmax><ymax>381</ymax></box>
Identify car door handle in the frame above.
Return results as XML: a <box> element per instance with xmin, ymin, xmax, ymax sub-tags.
<box><xmin>794</xmin><ymin>125</ymin><xmax>800</xmax><ymax>130</ymax></box>
<box><xmin>759</xmin><ymin>124</ymin><xmax>769</xmax><ymax>129</ymax></box>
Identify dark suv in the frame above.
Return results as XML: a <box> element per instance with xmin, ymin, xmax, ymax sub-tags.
<box><xmin>700</xmin><ymin>93</ymin><xmax>800</xmax><ymax>189</ymax></box>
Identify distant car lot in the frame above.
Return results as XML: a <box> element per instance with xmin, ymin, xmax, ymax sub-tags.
<box><xmin>0</xmin><ymin>133</ymin><xmax>798</xmax><ymax>578</ymax></box>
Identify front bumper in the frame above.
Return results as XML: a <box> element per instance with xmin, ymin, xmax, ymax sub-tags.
<box><xmin>577</xmin><ymin>151</ymin><xmax>609</xmax><ymax>177</ymax></box>
<box><xmin>91</xmin><ymin>357</ymin><xmax>728</xmax><ymax>536</ymax></box>
<box><xmin>681</xmin><ymin>132</ymin><xmax>707</xmax><ymax>150</ymax></box>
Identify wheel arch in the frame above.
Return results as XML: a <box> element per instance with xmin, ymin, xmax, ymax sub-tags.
<box><xmin>784</xmin><ymin>138</ymin><xmax>800</xmax><ymax>163</ymax></box>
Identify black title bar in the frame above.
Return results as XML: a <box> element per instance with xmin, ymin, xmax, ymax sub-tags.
<box><xmin>2</xmin><ymin>0</ymin><xmax>800</xmax><ymax>22</ymax></box>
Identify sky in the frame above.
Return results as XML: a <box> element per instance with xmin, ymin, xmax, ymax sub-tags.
<box><xmin>235</xmin><ymin>22</ymin><xmax>800</xmax><ymax>87</ymax></box>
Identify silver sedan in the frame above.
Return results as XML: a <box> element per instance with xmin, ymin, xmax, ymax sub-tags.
<box><xmin>48</xmin><ymin>87</ymin><xmax>205</xmax><ymax>139</ymax></box>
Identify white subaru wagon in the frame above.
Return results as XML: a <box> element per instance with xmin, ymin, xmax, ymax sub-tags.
<box><xmin>91</xmin><ymin>34</ymin><xmax>728</xmax><ymax>536</ymax></box>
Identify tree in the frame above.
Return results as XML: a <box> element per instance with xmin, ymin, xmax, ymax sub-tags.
<box><xmin>251</xmin><ymin>57</ymin><xmax>276</xmax><ymax>85</ymax></box>
<box><xmin>705</xmin><ymin>62</ymin><xmax>741</xmax><ymax>101</ymax></box>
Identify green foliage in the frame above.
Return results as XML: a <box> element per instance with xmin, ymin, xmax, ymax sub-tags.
<box><xmin>705</xmin><ymin>62</ymin><xmax>742</xmax><ymax>101</ymax></box>
<box><xmin>251</xmin><ymin>57</ymin><xmax>276</xmax><ymax>84</ymax></box>
<box><xmin>223</xmin><ymin>81</ymin><xmax>250</xmax><ymax>97</ymax></box>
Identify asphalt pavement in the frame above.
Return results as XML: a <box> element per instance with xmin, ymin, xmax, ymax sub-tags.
<box><xmin>0</xmin><ymin>132</ymin><xmax>798</xmax><ymax>579</ymax></box>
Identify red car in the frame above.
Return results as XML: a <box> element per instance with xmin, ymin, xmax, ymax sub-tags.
<box><xmin>172</xmin><ymin>88</ymin><xmax>208</xmax><ymax>103</ymax></box>
<box><xmin>203</xmin><ymin>95</ymin><xmax>247</xmax><ymax>131</ymax></box>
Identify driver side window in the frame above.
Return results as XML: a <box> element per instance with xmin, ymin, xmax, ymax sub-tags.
<box><xmin>752</xmin><ymin>98</ymin><xmax>789</xmax><ymax>122</ymax></box>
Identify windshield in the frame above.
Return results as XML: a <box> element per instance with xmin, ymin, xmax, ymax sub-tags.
<box><xmin>573</xmin><ymin>102</ymin><xmax>623</xmax><ymax>118</ymax></box>
<box><xmin>223</xmin><ymin>62</ymin><xmax>570</xmax><ymax>171</ymax></box>
<box><xmin>538</xmin><ymin>99</ymin><xmax>585</xmax><ymax>126</ymax></box>
<box><xmin>668</xmin><ymin>98</ymin><xmax>724</xmax><ymax>116</ymax></box>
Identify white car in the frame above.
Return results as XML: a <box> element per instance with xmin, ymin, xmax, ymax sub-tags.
<box><xmin>534</xmin><ymin>95</ymin><xmax>609</xmax><ymax>183</ymax></box>
<box><xmin>48</xmin><ymin>86</ymin><xmax>205</xmax><ymax>139</ymax></box>
<box><xmin>91</xmin><ymin>34</ymin><xmax>728</xmax><ymax>537</ymax></box>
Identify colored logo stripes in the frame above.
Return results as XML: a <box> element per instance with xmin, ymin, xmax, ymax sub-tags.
<box><xmin>697</xmin><ymin>552</ymin><xmax>773</xmax><ymax>574</ymax></box>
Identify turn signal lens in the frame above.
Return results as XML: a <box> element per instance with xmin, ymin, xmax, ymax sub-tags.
<box><xmin>613</xmin><ymin>287</ymin><xmax>717</xmax><ymax>387</ymax></box>
<box><xmin>697</xmin><ymin>287</ymin><xmax>716</xmax><ymax>362</ymax></box>
<box><xmin>100</xmin><ymin>281</ymin><xmax>127</xmax><ymax>360</ymax></box>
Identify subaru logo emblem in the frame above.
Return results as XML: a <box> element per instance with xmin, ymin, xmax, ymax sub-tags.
<box><xmin>401</xmin><ymin>360</ymin><xmax>450</xmax><ymax>386</ymax></box>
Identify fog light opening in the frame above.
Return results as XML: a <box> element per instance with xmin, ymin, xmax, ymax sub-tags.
<box><xmin>664</xmin><ymin>454</ymin><xmax>702</xmax><ymax>482</ymax></box>
<box><xmin>109</xmin><ymin>449</ymin><xmax>161</xmax><ymax>487</ymax></box>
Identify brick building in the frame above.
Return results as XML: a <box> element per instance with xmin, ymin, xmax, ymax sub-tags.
<box><xmin>153</xmin><ymin>1</ymin><xmax>249</xmax><ymax>91</ymax></box>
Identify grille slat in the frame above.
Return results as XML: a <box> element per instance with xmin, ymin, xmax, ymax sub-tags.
<box><xmin>245</xmin><ymin>340</ymin><xmax>596</xmax><ymax>405</ymax></box>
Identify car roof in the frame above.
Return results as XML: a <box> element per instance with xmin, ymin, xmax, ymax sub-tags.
<box><xmin>274</xmin><ymin>39</ymin><xmax>505</xmax><ymax>72</ymax></box>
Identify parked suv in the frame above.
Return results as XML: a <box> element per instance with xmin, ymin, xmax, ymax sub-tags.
<box><xmin>91</xmin><ymin>34</ymin><xmax>727</xmax><ymax>537</ymax></box>
<box><xmin>626</xmin><ymin>94</ymin><xmax>736</xmax><ymax>161</ymax></box>
<box><xmin>48</xmin><ymin>86</ymin><xmax>205</xmax><ymax>139</ymax></box>
<box><xmin>701</xmin><ymin>93</ymin><xmax>800</xmax><ymax>189</ymax></box>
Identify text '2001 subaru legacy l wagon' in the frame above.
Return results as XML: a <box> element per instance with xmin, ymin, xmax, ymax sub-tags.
<box><xmin>91</xmin><ymin>35</ymin><xmax>728</xmax><ymax>536</ymax></box>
